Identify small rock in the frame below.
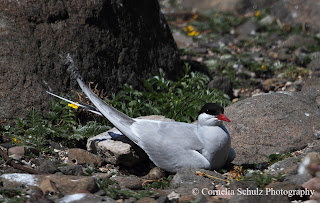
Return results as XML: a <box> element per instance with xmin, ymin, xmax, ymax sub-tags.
<box><xmin>302</xmin><ymin>177</ymin><xmax>320</xmax><ymax>191</ymax></box>
<box><xmin>68</xmin><ymin>148</ymin><xmax>105</xmax><ymax>167</ymax></box>
<box><xmin>87</xmin><ymin>116</ymin><xmax>172</xmax><ymax>167</ymax></box>
<box><xmin>167</xmin><ymin>191</ymin><xmax>180</xmax><ymax>201</ymax></box>
<box><xmin>38</xmin><ymin>175</ymin><xmax>98</xmax><ymax>195</ymax></box>
<box><xmin>59</xmin><ymin>165</ymin><xmax>84</xmax><ymax>176</ymax></box>
<box><xmin>278</xmin><ymin>48</ymin><xmax>292</xmax><ymax>61</ymax></box>
<box><xmin>39</xmin><ymin>179</ymin><xmax>58</xmax><ymax>194</ymax></box>
<box><xmin>57</xmin><ymin>193</ymin><xmax>111</xmax><ymax>203</ymax></box>
<box><xmin>0</xmin><ymin>173</ymin><xmax>97</xmax><ymax>195</ymax></box>
<box><xmin>262</xmin><ymin>78</ymin><xmax>287</xmax><ymax>91</ymax></box>
<box><xmin>147</xmin><ymin>167</ymin><xmax>166</xmax><ymax>180</ymax></box>
<box><xmin>110</xmin><ymin>175</ymin><xmax>143</xmax><ymax>190</ymax></box>
<box><xmin>172</xmin><ymin>31</ymin><xmax>194</xmax><ymax>49</ymax></box>
<box><xmin>38</xmin><ymin>159</ymin><xmax>60</xmax><ymax>174</ymax></box>
<box><xmin>156</xmin><ymin>196</ymin><xmax>168</xmax><ymax>203</ymax></box>
<box><xmin>281</xmin><ymin>35</ymin><xmax>317</xmax><ymax>48</ymax></box>
<box><xmin>0</xmin><ymin>173</ymin><xmax>39</xmax><ymax>188</ymax></box>
<box><xmin>235</xmin><ymin>20</ymin><xmax>258</xmax><ymax>36</ymax></box>
<box><xmin>284</xmin><ymin>172</ymin><xmax>312</xmax><ymax>186</ymax></box>
<box><xmin>208</xmin><ymin>76</ymin><xmax>233</xmax><ymax>97</ymax></box>
<box><xmin>27</xmin><ymin>186</ymin><xmax>54</xmax><ymax>203</ymax></box>
<box><xmin>269</xmin><ymin>157</ymin><xmax>299</xmax><ymax>175</ymax></box>
<box><xmin>260</xmin><ymin>15</ymin><xmax>275</xmax><ymax>25</ymax></box>
<box><xmin>307</xmin><ymin>58</ymin><xmax>320</xmax><ymax>73</ymax></box>
<box><xmin>8</xmin><ymin>146</ymin><xmax>39</xmax><ymax>157</ymax></box>
<box><xmin>87</xmin><ymin>132</ymin><xmax>145</xmax><ymax>167</ymax></box>
<box><xmin>304</xmin><ymin>152</ymin><xmax>320</xmax><ymax>166</ymax></box>
<box><xmin>136</xmin><ymin>197</ymin><xmax>158</xmax><ymax>203</ymax></box>
<box><xmin>172</xmin><ymin>168</ymin><xmax>226</xmax><ymax>188</ymax></box>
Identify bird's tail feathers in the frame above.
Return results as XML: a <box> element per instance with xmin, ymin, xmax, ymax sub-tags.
<box><xmin>62</xmin><ymin>54</ymin><xmax>139</xmax><ymax>143</ymax></box>
<box><xmin>63</xmin><ymin>53</ymin><xmax>83</xmax><ymax>81</ymax></box>
<box><xmin>46</xmin><ymin>91</ymin><xmax>102</xmax><ymax>116</ymax></box>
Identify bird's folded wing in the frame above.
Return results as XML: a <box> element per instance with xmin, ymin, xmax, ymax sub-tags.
<box><xmin>130</xmin><ymin>119</ymin><xmax>210</xmax><ymax>172</ymax></box>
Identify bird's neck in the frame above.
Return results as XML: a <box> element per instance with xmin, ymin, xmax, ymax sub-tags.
<box><xmin>198</xmin><ymin>113</ymin><xmax>223</xmax><ymax>127</ymax></box>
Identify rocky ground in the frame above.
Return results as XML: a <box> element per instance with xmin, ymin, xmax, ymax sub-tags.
<box><xmin>1</xmin><ymin>1</ymin><xmax>320</xmax><ymax>203</ymax></box>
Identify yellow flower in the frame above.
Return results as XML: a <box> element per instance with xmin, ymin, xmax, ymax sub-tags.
<box><xmin>183</xmin><ymin>25</ymin><xmax>194</xmax><ymax>32</ymax></box>
<box><xmin>187</xmin><ymin>30</ymin><xmax>200</xmax><ymax>37</ymax></box>
<box><xmin>261</xmin><ymin>64</ymin><xmax>267</xmax><ymax>70</ymax></box>
<box><xmin>12</xmin><ymin>138</ymin><xmax>20</xmax><ymax>143</ymax></box>
<box><xmin>193</xmin><ymin>14</ymin><xmax>198</xmax><ymax>20</ymax></box>
<box><xmin>68</xmin><ymin>103</ymin><xmax>79</xmax><ymax>109</ymax></box>
<box><xmin>254</xmin><ymin>10</ymin><xmax>261</xmax><ymax>17</ymax></box>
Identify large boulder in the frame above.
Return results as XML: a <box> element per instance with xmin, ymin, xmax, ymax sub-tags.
<box><xmin>225</xmin><ymin>90</ymin><xmax>320</xmax><ymax>165</ymax></box>
<box><xmin>0</xmin><ymin>0</ymin><xmax>181</xmax><ymax>121</ymax></box>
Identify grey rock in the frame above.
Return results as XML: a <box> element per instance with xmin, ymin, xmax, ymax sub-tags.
<box><xmin>0</xmin><ymin>0</ymin><xmax>181</xmax><ymax>122</ymax></box>
<box><xmin>225</xmin><ymin>91</ymin><xmax>320</xmax><ymax>165</ymax></box>
<box><xmin>303</xmin><ymin>58</ymin><xmax>320</xmax><ymax>92</ymax></box>
<box><xmin>59</xmin><ymin>165</ymin><xmax>84</xmax><ymax>176</ymax></box>
<box><xmin>235</xmin><ymin>20</ymin><xmax>258</xmax><ymax>36</ymax></box>
<box><xmin>87</xmin><ymin>130</ymin><xmax>147</xmax><ymax>167</ymax></box>
<box><xmin>284</xmin><ymin>172</ymin><xmax>312</xmax><ymax>186</ymax></box>
<box><xmin>229</xmin><ymin>180</ymin><xmax>290</xmax><ymax>202</ymax></box>
<box><xmin>171</xmin><ymin>168</ymin><xmax>226</xmax><ymax>188</ymax></box>
<box><xmin>269</xmin><ymin>157</ymin><xmax>299</xmax><ymax>176</ymax></box>
<box><xmin>271</xmin><ymin>0</ymin><xmax>320</xmax><ymax>32</ymax></box>
<box><xmin>260</xmin><ymin>15</ymin><xmax>275</xmax><ymax>25</ymax></box>
<box><xmin>38</xmin><ymin>159</ymin><xmax>60</xmax><ymax>174</ymax></box>
<box><xmin>307</xmin><ymin>58</ymin><xmax>320</xmax><ymax>71</ymax></box>
<box><xmin>208</xmin><ymin>76</ymin><xmax>233</xmax><ymax>98</ymax></box>
<box><xmin>281</xmin><ymin>35</ymin><xmax>317</xmax><ymax>48</ymax></box>
<box><xmin>136</xmin><ymin>197</ymin><xmax>158</xmax><ymax>203</ymax></box>
<box><xmin>278</xmin><ymin>48</ymin><xmax>292</xmax><ymax>61</ymax></box>
<box><xmin>110</xmin><ymin>175</ymin><xmax>143</xmax><ymax>190</ymax></box>
<box><xmin>172</xmin><ymin>31</ymin><xmax>194</xmax><ymax>49</ymax></box>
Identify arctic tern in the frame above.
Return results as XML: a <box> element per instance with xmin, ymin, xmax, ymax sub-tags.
<box><xmin>48</xmin><ymin>70</ymin><xmax>235</xmax><ymax>173</ymax></box>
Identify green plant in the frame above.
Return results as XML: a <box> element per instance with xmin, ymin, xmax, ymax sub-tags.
<box><xmin>268</xmin><ymin>153</ymin><xmax>292</xmax><ymax>165</ymax></box>
<box><xmin>242</xmin><ymin>171</ymin><xmax>285</xmax><ymax>189</ymax></box>
<box><xmin>95</xmin><ymin>178</ymin><xmax>155</xmax><ymax>200</ymax></box>
<box><xmin>191</xmin><ymin>11</ymin><xmax>244</xmax><ymax>34</ymax></box>
<box><xmin>0</xmin><ymin>188</ymin><xmax>28</xmax><ymax>202</ymax></box>
<box><xmin>1</xmin><ymin>101</ymin><xmax>110</xmax><ymax>152</ymax></box>
<box><xmin>283</xmin><ymin>65</ymin><xmax>309</xmax><ymax>81</ymax></box>
<box><xmin>143</xmin><ymin>175</ymin><xmax>174</xmax><ymax>189</ymax></box>
<box><xmin>84</xmin><ymin>166</ymin><xmax>99</xmax><ymax>176</ymax></box>
<box><xmin>107</xmin><ymin>64</ymin><xmax>230</xmax><ymax>123</ymax></box>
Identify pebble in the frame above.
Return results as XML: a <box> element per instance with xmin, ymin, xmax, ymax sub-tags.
<box><xmin>147</xmin><ymin>167</ymin><xmax>166</xmax><ymax>180</ymax></box>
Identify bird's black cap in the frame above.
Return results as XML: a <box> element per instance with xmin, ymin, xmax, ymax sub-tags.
<box><xmin>199</xmin><ymin>103</ymin><xmax>224</xmax><ymax>116</ymax></box>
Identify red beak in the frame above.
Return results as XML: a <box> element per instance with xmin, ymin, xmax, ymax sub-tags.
<box><xmin>217</xmin><ymin>114</ymin><xmax>231</xmax><ymax>122</ymax></box>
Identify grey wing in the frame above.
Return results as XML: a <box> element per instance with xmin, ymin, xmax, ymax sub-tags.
<box><xmin>131</xmin><ymin>120</ymin><xmax>210</xmax><ymax>172</ymax></box>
